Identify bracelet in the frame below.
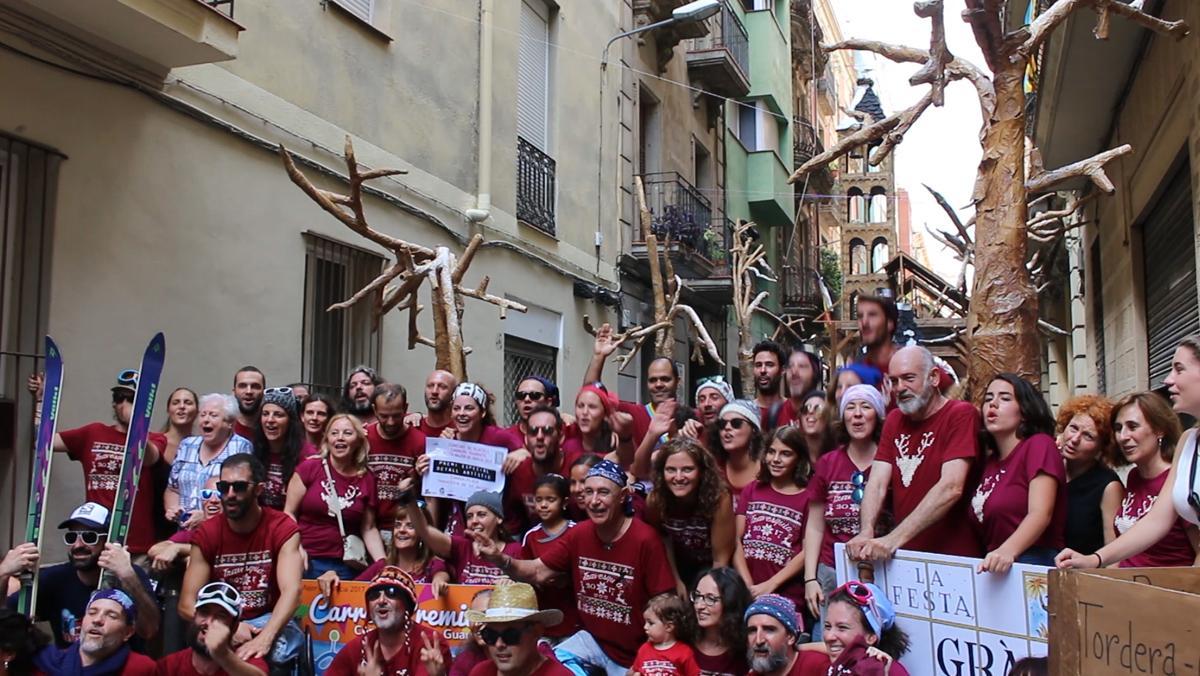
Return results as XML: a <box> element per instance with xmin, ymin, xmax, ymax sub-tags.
<box><xmin>1094</xmin><ymin>552</ymin><xmax>1104</xmax><ymax>567</ymax></box>
<box><xmin>804</xmin><ymin>578</ymin><xmax>819</xmax><ymax>584</ymax></box>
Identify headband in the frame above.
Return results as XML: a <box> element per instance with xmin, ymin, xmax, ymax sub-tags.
<box><xmin>453</xmin><ymin>382</ymin><xmax>489</xmax><ymax>409</ymax></box>
<box><xmin>578</xmin><ymin>383</ymin><xmax>619</xmax><ymax>417</ymax></box>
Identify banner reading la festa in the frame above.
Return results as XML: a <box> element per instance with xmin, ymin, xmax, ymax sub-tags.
<box><xmin>296</xmin><ymin>581</ymin><xmax>490</xmax><ymax>675</ymax></box>
<box><xmin>835</xmin><ymin>544</ymin><xmax>1049</xmax><ymax>676</ymax></box>
<box><xmin>422</xmin><ymin>437</ymin><xmax>507</xmax><ymax>502</ymax></box>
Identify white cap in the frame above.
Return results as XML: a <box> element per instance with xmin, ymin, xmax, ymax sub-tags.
<box><xmin>58</xmin><ymin>502</ymin><xmax>110</xmax><ymax>530</ymax></box>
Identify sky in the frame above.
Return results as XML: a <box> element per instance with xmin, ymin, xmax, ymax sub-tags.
<box><xmin>832</xmin><ymin>0</ymin><xmax>986</xmax><ymax>282</ymax></box>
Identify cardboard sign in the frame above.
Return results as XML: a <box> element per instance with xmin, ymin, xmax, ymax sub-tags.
<box><xmin>1049</xmin><ymin>567</ymin><xmax>1200</xmax><ymax>676</ymax></box>
<box><xmin>422</xmin><ymin>437</ymin><xmax>507</xmax><ymax>502</ymax></box>
<box><xmin>296</xmin><ymin>581</ymin><xmax>491</xmax><ymax>674</ymax></box>
<box><xmin>835</xmin><ymin>544</ymin><xmax>1049</xmax><ymax>676</ymax></box>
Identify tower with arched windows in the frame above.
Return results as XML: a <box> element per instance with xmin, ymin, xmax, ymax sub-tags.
<box><xmin>836</xmin><ymin>80</ymin><xmax>898</xmax><ymax>320</ymax></box>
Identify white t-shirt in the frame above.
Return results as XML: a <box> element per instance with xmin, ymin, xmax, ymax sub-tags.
<box><xmin>1171</xmin><ymin>428</ymin><xmax>1200</xmax><ymax>527</ymax></box>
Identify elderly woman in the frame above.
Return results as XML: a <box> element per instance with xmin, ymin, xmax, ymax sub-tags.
<box><xmin>285</xmin><ymin>413</ymin><xmax>386</xmax><ymax>579</ymax></box>
<box><xmin>165</xmin><ymin>393</ymin><xmax>252</xmax><ymax>530</ymax></box>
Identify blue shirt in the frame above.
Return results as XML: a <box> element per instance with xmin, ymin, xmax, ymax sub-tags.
<box><xmin>168</xmin><ymin>434</ymin><xmax>252</xmax><ymax>513</ymax></box>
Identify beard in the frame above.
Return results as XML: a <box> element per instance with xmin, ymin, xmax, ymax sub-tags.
<box><xmin>238</xmin><ymin>399</ymin><xmax>260</xmax><ymax>416</ymax></box>
<box><xmin>756</xmin><ymin>376</ymin><xmax>780</xmax><ymax>395</ymax></box>
<box><xmin>71</xmin><ymin>548</ymin><xmax>100</xmax><ymax>571</ymax></box>
<box><xmin>426</xmin><ymin>396</ymin><xmax>448</xmax><ymax>413</ymax></box>
<box><xmin>349</xmin><ymin>399</ymin><xmax>372</xmax><ymax>415</ymax></box>
<box><xmin>748</xmin><ymin>645</ymin><xmax>790</xmax><ymax>674</ymax></box>
<box><xmin>186</xmin><ymin>624</ymin><xmax>210</xmax><ymax>658</ymax></box>
<box><xmin>897</xmin><ymin>384</ymin><xmax>934</xmax><ymax>416</ymax></box>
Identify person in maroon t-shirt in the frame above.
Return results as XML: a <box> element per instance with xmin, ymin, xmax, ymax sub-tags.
<box><xmin>366</xmin><ymin>383</ymin><xmax>427</xmax><ymax>535</ymax></box>
<box><xmin>250</xmin><ymin>388</ymin><xmax>313</xmax><ymax>510</ymax></box>
<box><xmin>751</xmin><ymin>340</ymin><xmax>786</xmax><ymax>431</ymax></box>
<box><xmin>342</xmin><ymin>365</ymin><xmax>383</xmax><ymax>426</ymax></box>
<box><xmin>848</xmin><ymin>346</ymin><xmax>981</xmax><ymax>561</ymax></box>
<box><xmin>404</xmin><ymin>369</ymin><xmax>459</xmax><ymax>439</ymax></box>
<box><xmin>970</xmin><ymin>374</ymin><xmax>1066</xmax><ymax>572</ymax></box>
<box><xmin>466</xmin><ymin>582</ymin><xmax>571</xmax><ymax>676</ymax></box>
<box><xmin>231</xmin><ymin>366</ymin><xmax>265</xmax><ymax>441</ymax></box>
<box><xmin>182</xmin><ymin>454</ymin><xmax>303</xmax><ymax>666</ymax></box>
<box><xmin>507</xmin><ymin>376</ymin><xmax>565</xmax><ymax>438</ymax></box>
<box><xmin>744</xmin><ymin>594</ymin><xmax>829</xmax><ymax>675</ymax></box>
<box><xmin>473</xmin><ymin>459</ymin><xmax>676</xmax><ymax>674</ymax></box>
<box><xmin>158</xmin><ymin>582</ymin><xmax>268</xmax><ymax>676</ymax></box>
<box><xmin>34</xmin><ymin>369</ymin><xmax>165</xmax><ymax>557</ymax></box>
<box><xmin>300</xmin><ymin>394</ymin><xmax>335</xmax><ymax>454</ymax></box>
<box><xmin>774</xmin><ymin>348</ymin><xmax>823</xmax><ymax>430</ymax></box>
<box><xmin>584</xmin><ymin>322</ymin><xmax>677</xmax><ymax>449</ymax></box>
<box><xmin>505</xmin><ymin>406</ymin><xmax>579</xmax><ymax>529</ymax></box>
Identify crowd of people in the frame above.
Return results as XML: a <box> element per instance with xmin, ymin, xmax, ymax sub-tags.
<box><xmin>1</xmin><ymin>292</ymin><xmax>1197</xmax><ymax>676</ymax></box>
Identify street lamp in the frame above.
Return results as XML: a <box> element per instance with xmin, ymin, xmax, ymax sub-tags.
<box><xmin>595</xmin><ymin>0</ymin><xmax>723</xmax><ymax>250</ymax></box>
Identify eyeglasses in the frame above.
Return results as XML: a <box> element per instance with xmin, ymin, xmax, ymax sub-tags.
<box><xmin>366</xmin><ymin>585</ymin><xmax>405</xmax><ymax>602</ymax></box>
<box><xmin>851</xmin><ymin>471</ymin><xmax>866</xmax><ymax>505</ymax></box>
<box><xmin>720</xmin><ymin>418</ymin><xmax>749</xmax><ymax>430</ymax></box>
<box><xmin>216</xmin><ymin>480</ymin><xmax>253</xmax><ymax>495</ymax></box>
<box><xmin>264</xmin><ymin>387</ymin><xmax>294</xmax><ymax>397</ymax></box>
<box><xmin>112</xmin><ymin>392</ymin><xmax>135</xmax><ymax>404</ymax></box>
<box><xmin>480</xmin><ymin>625</ymin><xmax>528</xmax><ymax>646</ymax></box>
<box><xmin>527</xmin><ymin>424</ymin><xmax>557</xmax><ymax>437</ymax></box>
<box><xmin>515</xmin><ymin>390</ymin><xmax>546</xmax><ymax>402</ymax></box>
<box><xmin>690</xmin><ymin>591</ymin><xmax>721</xmax><ymax>607</ymax></box>
<box><xmin>116</xmin><ymin>369</ymin><xmax>139</xmax><ymax>388</ymax></box>
<box><xmin>63</xmin><ymin>530</ymin><xmax>103</xmax><ymax>546</ymax></box>
<box><xmin>200</xmin><ymin>488</ymin><xmax>221</xmax><ymax>501</ymax></box>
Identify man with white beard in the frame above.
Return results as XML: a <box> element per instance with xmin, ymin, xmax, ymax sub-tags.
<box><xmin>847</xmin><ymin>345</ymin><xmax>982</xmax><ymax>560</ymax></box>
<box><xmin>30</xmin><ymin>589</ymin><xmax>156</xmax><ymax>674</ymax></box>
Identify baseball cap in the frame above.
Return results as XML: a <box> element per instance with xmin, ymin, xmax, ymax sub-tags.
<box><xmin>58</xmin><ymin>502</ymin><xmax>111</xmax><ymax>530</ymax></box>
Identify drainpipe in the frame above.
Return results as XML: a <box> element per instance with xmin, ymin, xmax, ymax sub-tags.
<box><xmin>465</xmin><ymin>0</ymin><xmax>494</xmax><ymax>223</ymax></box>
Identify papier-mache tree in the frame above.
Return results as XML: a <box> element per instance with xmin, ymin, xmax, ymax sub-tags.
<box><xmin>278</xmin><ymin>136</ymin><xmax>526</xmax><ymax>381</ymax></box>
<box><xmin>788</xmin><ymin>0</ymin><xmax>1189</xmax><ymax>397</ymax></box>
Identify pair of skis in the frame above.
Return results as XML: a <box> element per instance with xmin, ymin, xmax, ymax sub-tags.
<box><xmin>16</xmin><ymin>333</ymin><xmax>166</xmax><ymax>614</ymax></box>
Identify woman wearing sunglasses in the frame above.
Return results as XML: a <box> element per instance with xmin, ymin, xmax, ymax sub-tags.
<box><xmin>734</xmin><ymin>424</ymin><xmax>813</xmax><ymax>606</ymax></box>
<box><xmin>969</xmin><ymin>374</ymin><xmax>1065</xmax><ymax>572</ymax></box>
<box><xmin>798</xmin><ymin>390</ymin><xmax>837</xmax><ymax>469</ymax></box>
<box><xmin>803</xmin><ymin>384</ymin><xmax>886</xmax><ymax>638</ymax></box>
<box><xmin>823</xmin><ymin>581</ymin><xmax>911</xmax><ymax>675</ymax></box>
<box><xmin>253</xmin><ymin>388</ymin><xmax>314</xmax><ymax>510</ymax></box>
<box><xmin>690</xmin><ymin>567</ymin><xmax>750</xmax><ymax>676</ymax></box>
<box><xmin>717</xmin><ymin>400</ymin><xmax>766</xmax><ymax>507</ymax></box>
<box><xmin>285</xmin><ymin>413</ymin><xmax>386</xmax><ymax>579</ymax></box>
<box><xmin>644</xmin><ymin>438</ymin><xmax>735</xmax><ymax>592</ymax></box>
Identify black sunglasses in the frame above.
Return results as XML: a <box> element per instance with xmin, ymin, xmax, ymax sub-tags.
<box><xmin>527</xmin><ymin>424</ymin><xmax>557</xmax><ymax>437</ymax></box>
<box><xmin>480</xmin><ymin>625</ymin><xmax>528</xmax><ymax>646</ymax></box>
<box><xmin>112</xmin><ymin>392</ymin><xmax>135</xmax><ymax>404</ymax></box>
<box><xmin>515</xmin><ymin>390</ymin><xmax>546</xmax><ymax>401</ymax></box>
<box><xmin>366</xmin><ymin>586</ymin><xmax>405</xmax><ymax>602</ymax></box>
<box><xmin>216</xmin><ymin>480</ymin><xmax>254</xmax><ymax>495</ymax></box>
<box><xmin>720</xmin><ymin>418</ymin><xmax>749</xmax><ymax>430</ymax></box>
<box><xmin>64</xmin><ymin>530</ymin><xmax>104</xmax><ymax>546</ymax></box>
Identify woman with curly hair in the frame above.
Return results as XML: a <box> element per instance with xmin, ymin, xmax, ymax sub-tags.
<box><xmin>690</xmin><ymin>567</ymin><xmax>751</xmax><ymax>676</ymax></box>
<box><xmin>1055</xmin><ymin>395</ymin><xmax>1123</xmax><ymax>555</ymax></box>
<box><xmin>645</xmin><ymin>438</ymin><xmax>735</xmax><ymax>590</ymax></box>
<box><xmin>0</xmin><ymin>608</ymin><xmax>49</xmax><ymax>676</ymax></box>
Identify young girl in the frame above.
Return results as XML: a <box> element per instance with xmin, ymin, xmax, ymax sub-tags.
<box><xmin>823</xmin><ymin>581</ymin><xmax>911</xmax><ymax>675</ymax></box>
<box><xmin>630</xmin><ymin>593</ymin><xmax>701</xmax><ymax>676</ymax></box>
<box><xmin>567</xmin><ymin>454</ymin><xmax>602</xmax><ymax>522</ymax></box>
<box><xmin>522</xmin><ymin>474</ymin><xmax>578</xmax><ymax>640</ymax></box>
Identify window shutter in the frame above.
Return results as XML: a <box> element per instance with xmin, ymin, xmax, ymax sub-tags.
<box><xmin>517</xmin><ymin>0</ymin><xmax>550</xmax><ymax>151</ymax></box>
<box><xmin>331</xmin><ymin>0</ymin><xmax>373</xmax><ymax>23</ymax></box>
<box><xmin>1142</xmin><ymin>161</ymin><xmax>1198</xmax><ymax>388</ymax></box>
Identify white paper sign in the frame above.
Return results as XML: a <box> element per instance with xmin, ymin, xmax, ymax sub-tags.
<box><xmin>835</xmin><ymin>544</ymin><xmax>1049</xmax><ymax>676</ymax></box>
<box><xmin>421</xmin><ymin>437</ymin><xmax>507</xmax><ymax>502</ymax></box>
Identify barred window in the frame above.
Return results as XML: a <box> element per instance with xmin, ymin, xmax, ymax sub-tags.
<box><xmin>503</xmin><ymin>336</ymin><xmax>557</xmax><ymax>426</ymax></box>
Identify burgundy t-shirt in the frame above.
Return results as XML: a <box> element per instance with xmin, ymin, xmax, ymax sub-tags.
<box><xmin>774</xmin><ymin>399</ymin><xmax>802</xmax><ymax>429</ymax></box>
<box><xmin>447</xmin><ymin>535</ymin><xmax>521</xmax><ymax>585</ymax></box>
<box><xmin>875</xmin><ymin>400</ymin><xmax>981</xmax><ymax>556</ymax></box>
<box><xmin>539</xmin><ymin>518</ymin><xmax>676</xmax><ymax>666</ymax></box>
<box><xmin>156</xmin><ymin>648</ymin><xmax>267</xmax><ymax>676</ymax></box>
<box><xmin>1116</xmin><ymin>468</ymin><xmax>1196</xmax><ymax>567</ymax></box>
<box><xmin>232</xmin><ymin>420</ymin><xmax>256</xmax><ymax>442</ymax></box>
<box><xmin>325</xmin><ymin>626</ymin><xmax>450</xmax><ymax>676</ymax></box>
<box><xmin>262</xmin><ymin>446</ymin><xmax>320</xmax><ymax>510</ymax></box>
<box><xmin>468</xmin><ymin>657</ymin><xmax>573</xmax><ymax>676</ymax></box>
<box><xmin>618</xmin><ymin>399</ymin><xmax>653</xmax><ymax>448</ymax></box>
<box><xmin>522</xmin><ymin>522</ymin><xmax>579</xmax><ymax>638</ymax></box>
<box><xmin>788</xmin><ymin>651</ymin><xmax>832</xmax><ymax>675</ymax></box>
<box><xmin>646</xmin><ymin>508</ymin><xmax>715</xmax><ymax>578</ymax></box>
<box><xmin>630</xmin><ymin>641</ymin><xmax>701</xmax><ymax>675</ymax></box>
<box><xmin>809</xmin><ymin>449</ymin><xmax>872</xmax><ymax>567</ymax></box>
<box><xmin>827</xmin><ymin>641</ymin><xmax>911</xmax><ymax>676</ymax></box>
<box><xmin>293</xmin><ymin>458</ymin><xmax>378</xmax><ymax>559</ymax></box>
<box><xmin>192</xmin><ymin>507</ymin><xmax>299</xmax><ymax>620</ymax></box>
<box><xmin>418</xmin><ymin>417</ymin><xmax>449</xmax><ymax>440</ymax></box>
<box><xmin>354</xmin><ymin>556</ymin><xmax>446</xmax><ymax>584</ymax></box>
<box><xmin>737</xmin><ymin>483</ymin><xmax>810</xmax><ymax>604</ymax></box>
<box><xmin>59</xmin><ymin>423</ymin><xmax>164</xmax><ymax>554</ymax></box>
<box><xmin>474</xmin><ymin>425</ymin><xmax>522</xmax><ymax>451</ymax></box>
<box><xmin>365</xmin><ymin>422</ymin><xmax>427</xmax><ymax>529</ymax></box>
<box><xmin>693</xmin><ymin>648</ymin><xmax>746</xmax><ymax>676</ymax></box>
<box><xmin>504</xmin><ymin>451</ymin><xmax>579</xmax><ymax>537</ymax></box>
<box><xmin>968</xmin><ymin>433</ymin><xmax>1066</xmax><ymax>552</ymax></box>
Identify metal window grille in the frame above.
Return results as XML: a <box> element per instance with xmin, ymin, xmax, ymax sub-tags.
<box><xmin>517</xmin><ymin>136</ymin><xmax>556</xmax><ymax>236</ymax></box>
<box><xmin>503</xmin><ymin>336</ymin><xmax>557</xmax><ymax>426</ymax></box>
<box><xmin>0</xmin><ymin>133</ymin><xmax>62</xmax><ymax>549</ymax></box>
<box><xmin>301</xmin><ymin>233</ymin><xmax>384</xmax><ymax>397</ymax></box>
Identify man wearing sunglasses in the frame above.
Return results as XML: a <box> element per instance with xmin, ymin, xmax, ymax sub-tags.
<box><xmin>465</xmin><ymin>581</ymin><xmax>570</xmax><ymax>675</ymax></box>
<box><xmin>182</xmin><ymin>454</ymin><xmax>303</xmax><ymax>668</ymax></box>
<box><xmin>1</xmin><ymin>502</ymin><xmax>160</xmax><ymax>648</ymax></box>
<box><xmin>505</xmin><ymin>406</ymin><xmax>575</xmax><ymax>527</ymax></box>
<box><xmin>775</xmin><ymin>348</ymin><xmax>824</xmax><ymax>429</ymax></box>
<box><xmin>159</xmin><ymin>581</ymin><xmax>268</xmax><ymax>675</ymax></box>
<box><xmin>506</xmin><ymin>376</ymin><xmax>560</xmax><ymax>437</ymax></box>
<box><xmin>367</xmin><ymin>383</ymin><xmax>427</xmax><ymax>539</ymax></box>
<box><xmin>326</xmin><ymin>566</ymin><xmax>451</xmax><ymax>675</ymax></box>
<box><xmin>28</xmin><ymin>369</ymin><xmax>166</xmax><ymax>559</ymax></box>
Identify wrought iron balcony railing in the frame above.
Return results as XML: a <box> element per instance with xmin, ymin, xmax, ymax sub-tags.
<box><xmin>781</xmin><ymin>264</ymin><xmax>823</xmax><ymax>317</ymax></box>
<box><xmin>686</xmin><ymin>2</ymin><xmax>750</xmax><ymax>86</ymax></box>
<box><xmin>794</xmin><ymin>116</ymin><xmax>821</xmax><ymax>168</ymax></box>
<box><xmin>637</xmin><ymin>172</ymin><xmax>713</xmax><ymax>252</ymax></box>
<box><xmin>517</xmin><ymin>136</ymin><xmax>556</xmax><ymax>236</ymax></box>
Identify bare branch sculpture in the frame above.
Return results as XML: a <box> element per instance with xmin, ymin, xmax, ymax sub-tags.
<box><xmin>731</xmin><ymin>219</ymin><xmax>776</xmax><ymax>397</ymax></box>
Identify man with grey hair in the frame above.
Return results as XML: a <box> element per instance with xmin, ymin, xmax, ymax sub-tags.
<box><xmin>31</xmin><ymin>589</ymin><xmax>157</xmax><ymax>674</ymax></box>
<box><xmin>847</xmin><ymin>345</ymin><xmax>981</xmax><ymax>560</ymax></box>
<box><xmin>166</xmin><ymin>393</ymin><xmax>253</xmax><ymax>530</ymax></box>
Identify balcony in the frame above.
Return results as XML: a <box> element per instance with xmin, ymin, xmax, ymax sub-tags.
<box><xmin>781</xmin><ymin>264</ymin><xmax>823</xmax><ymax>319</ymax></box>
<box><xmin>685</xmin><ymin>2</ymin><xmax>750</xmax><ymax>99</ymax></box>
<box><xmin>516</xmin><ymin>137</ymin><xmax>556</xmax><ymax>237</ymax></box>
<box><xmin>630</xmin><ymin>172</ymin><xmax>725</xmax><ymax>279</ymax></box>
<box><xmin>793</xmin><ymin>116</ymin><xmax>821</xmax><ymax>167</ymax></box>
<box><xmin>5</xmin><ymin>0</ymin><xmax>242</xmax><ymax>83</ymax></box>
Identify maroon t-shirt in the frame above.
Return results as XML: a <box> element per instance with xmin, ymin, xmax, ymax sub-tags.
<box><xmin>469</xmin><ymin>657</ymin><xmax>573</xmax><ymax>676</ymax></box>
<box><xmin>693</xmin><ymin>648</ymin><xmax>746</xmax><ymax>676</ymax></box>
<box><xmin>809</xmin><ymin>449</ymin><xmax>872</xmax><ymax>567</ymax></box>
<box><xmin>233</xmin><ymin>420</ymin><xmax>256</xmax><ymax>442</ymax></box>
<box><xmin>326</xmin><ymin>626</ymin><xmax>450</xmax><ymax>676</ymax></box>
<box><xmin>875</xmin><ymin>400</ymin><xmax>981</xmax><ymax>556</ymax></box>
<box><xmin>1116</xmin><ymin>468</ymin><xmax>1196</xmax><ymax>567</ymax></box>
<box><xmin>539</xmin><ymin>518</ymin><xmax>676</xmax><ymax>667</ymax></box>
<box><xmin>737</xmin><ymin>483</ymin><xmax>810</xmax><ymax>604</ymax></box>
<box><xmin>505</xmin><ymin>451</ymin><xmax>580</xmax><ymax>530</ymax></box>
<box><xmin>262</xmin><ymin>446</ymin><xmax>320</xmax><ymax>510</ymax></box>
<box><xmin>156</xmin><ymin>648</ymin><xmax>267</xmax><ymax>675</ymax></box>
<box><xmin>522</xmin><ymin>522</ymin><xmax>579</xmax><ymax>638</ymax></box>
<box><xmin>418</xmin><ymin>417</ymin><xmax>449</xmax><ymax>440</ymax></box>
<box><xmin>774</xmin><ymin>399</ymin><xmax>802</xmax><ymax>429</ymax></box>
<box><xmin>293</xmin><ymin>458</ymin><xmax>378</xmax><ymax>559</ymax></box>
<box><xmin>475</xmin><ymin>425</ymin><xmax>522</xmax><ymax>451</ymax></box>
<box><xmin>631</xmin><ymin>641</ymin><xmax>701</xmax><ymax>675</ymax></box>
<box><xmin>59</xmin><ymin>423</ymin><xmax>163</xmax><ymax>554</ymax></box>
<box><xmin>646</xmin><ymin>507</ymin><xmax>715</xmax><ymax>579</ymax></box>
<box><xmin>969</xmin><ymin>433</ymin><xmax>1066</xmax><ymax>552</ymax></box>
<box><xmin>191</xmin><ymin>507</ymin><xmax>299</xmax><ymax>620</ymax></box>
<box><xmin>354</xmin><ymin>556</ymin><xmax>447</xmax><ymax>584</ymax></box>
<box><xmin>447</xmin><ymin>535</ymin><xmax>521</xmax><ymax>585</ymax></box>
<box><xmin>366</xmin><ymin>422</ymin><xmax>427</xmax><ymax>529</ymax></box>
<box><xmin>827</xmin><ymin>641</ymin><xmax>911</xmax><ymax>676</ymax></box>
<box><xmin>617</xmin><ymin>399</ymin><xmax>653</xmax><ymax>448</ymax></box>
<box><xmin>788</xmin><ymin>651</ymin><xmax>832</xmax><ymax>675</ymax></box>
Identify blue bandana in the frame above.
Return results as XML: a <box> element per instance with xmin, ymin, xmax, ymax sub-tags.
<box><xmin>586</xmin><ymin>459</ymin><xmax>627</xmax><ymax>488</ymax></box>
<box><xmin>528</xmin><ymin>376</ymin><xmax>560</xmax><ymax>407</ymax></box>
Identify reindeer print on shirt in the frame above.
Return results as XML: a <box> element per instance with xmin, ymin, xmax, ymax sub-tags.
<box><xmin>895</xmin><ymin>431</ymin><xmax>935</xmax><ymax>487</ymax></box>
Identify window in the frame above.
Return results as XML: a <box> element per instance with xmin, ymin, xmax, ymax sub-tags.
<box><xmin>517</xmin><ymin>0</ymin><xmax>552</xmax><ymax>152</ymax></box>
<box><xmin>866</xmin><ymin>146</ymin><xmax>883</xmax><ymax>173</ymax></box>
<box><xmin>847</xmin><ymin>188</ymin><xmax>865</xmax><ymax>223</ymax></box>
<box><xmin>869</xmin><ymin>187</ymin><xmax>888</xmax><ymax>223</ymax></box>
<box><xmin>693</xmin><ymin>139</ymin><xmax>712</xmax><ymax>194</ymax></box>
<box><xmin>503</xmin><ymin>336</ymin><xmax>557</xmax><ymax>426</ymax></box>
<box><xmin>1140</xmin><ymin>159</ymin><xmax>1196</xmax><ymax>388</ymax></box>
<box><xmin>735</xmin><ymin>101</ymin><xmax>779</xmax><ymax>155</ymax></box>
<box><xmin>737</xmin><ymin>103</ymin><xmax>756</xmax><ymax>150</ymax></box>
<box><xmin>849</xmin><ymin>238</ymin><xmax>868</xmax><ymax>275</ymax></box>
<box><xmin>301</xmin><ymin>234</ymin><xmax>385</xmax><ymax>396</ymax></box>
<box><xmin>330</xmin><ymin>0</ymin><xmax>374</xmax><ymax>23</ymax></box>
<box><xmin>871</xmin><ymin>237</ymin><xmax>890</xmax><ymax>272</ymax></box>
<box><xmin>639</xmin><ymin>87</ymin><xmax>661</xmax><ymax>174</ymax></box>
<box><xmin>846</xmin><ymin>146</ymin><xmax>865</xmax><ymax>174</ymax></box>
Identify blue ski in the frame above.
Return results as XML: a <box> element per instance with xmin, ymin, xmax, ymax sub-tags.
<box><xmin>17</xmin><ymin>336</ymin><xmax>64</xmax><ymax>616</ymax></box>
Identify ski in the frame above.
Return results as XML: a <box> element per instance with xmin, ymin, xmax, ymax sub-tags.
<box><xmin>100</xmin><ymin>332</ymin><xmax>165</xmax><ymax>588</ymax></box>
<box><xmin>16</xmin><ymin>336</ymin><xmax>64</xmax><ymax>617</ymax></box>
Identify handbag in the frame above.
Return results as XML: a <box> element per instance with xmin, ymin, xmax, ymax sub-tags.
<box><xmin>322</xmin><ymin>459</ymin><xmax>369</xmax><ymax>571</ymax></box>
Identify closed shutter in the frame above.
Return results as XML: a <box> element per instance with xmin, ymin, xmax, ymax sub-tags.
<box><xmin>517</xmin><ymin>0</ymin><xmax>550</xmax><ymax>151</ymax></box>
<box><xmin>330</xmin><ymin>0</ymin><xmax>373</xmax><ymax>23</ymax></box>
<box><xmin>1142</xmin><ymin>161</ymin><xmax>1197</xmax><ymax>388</ymax></box>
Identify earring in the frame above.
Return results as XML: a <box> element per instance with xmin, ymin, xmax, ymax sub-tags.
<box><xmin>1158</xmin><ymin>436</ymin><xmax>1165</xmax><ymax>448</ymax></box>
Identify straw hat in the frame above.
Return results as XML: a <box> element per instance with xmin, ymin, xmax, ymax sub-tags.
<box><xmin>465</xmin><ymin>582</ymin><xmax>563</xmax><ymax>626</ymax></box>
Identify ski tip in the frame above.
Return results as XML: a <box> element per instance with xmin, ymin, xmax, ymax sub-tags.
<box><xmin>44</xmin><ymin>335</ymin><xmax>60</xmax><ymax>355</ymax></box>
<box><xmin>149</xmin><ymin>332</ymin><xmax>165</xmax><ymax>352</ymax></box>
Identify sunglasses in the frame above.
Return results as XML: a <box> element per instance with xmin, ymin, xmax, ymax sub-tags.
<box><xmin>803</xmin><ymin>403</ymin><xmax>825</xmax><ymax>414</ymax></box>
<box><xmin>527</xmin><ymin>424</ymin><xmax>557</xmax><ymax>437</ymax></box>
<box><xmin>264</xmin><ymin>387</ymin><xmax>294</xmax><ymax>396</ymax></box>
<box><xmin>515</xmin><ymin>390</ymin><xmax>546</xmax><ymax>402</ymax></box>
<box><xmin>112</xmin><ymin>391</ymin><xmax>135</xmax><ymax>404</ymax></box>
<box><xmin>216</xmin><ymin>480</ymin><xmax>254</xmax><ymax>495</ymax></box>
<box><xmin>64</xmin><ymin>530</ymin><xmax>104</xmax><ymax>546</ymax></box>
<box><xmin>720</xmin><ymin>418</ymin><xmax>749</xmax><ymax>430</ymax></box>
<box><xmin>836</xmin><ymin>581</ymin><xmax>876</xmax><ymax>607</ymax></box>
<box><xmin>200</xmin><ymin>488</ymin><xmax>221</xmax><ymax>501</ymax></box>
<box><xmin>690</xmin><ymin>591</ymin><xmax>721</xmax><ymax>607</ymax></box>
<box><xmin>480</xmin><ymin>625</ymin><xmax>528</xmax><ymax>646</ymax></box>
<box><xmin>851</xmin><ymin>471</ymin><xmax>866</xmax><ymax>505</ymax></box>
<box><xmin>366</xmin><ymin>585</ymin><xmax>406</xmax><ymax>602</ymax></box>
